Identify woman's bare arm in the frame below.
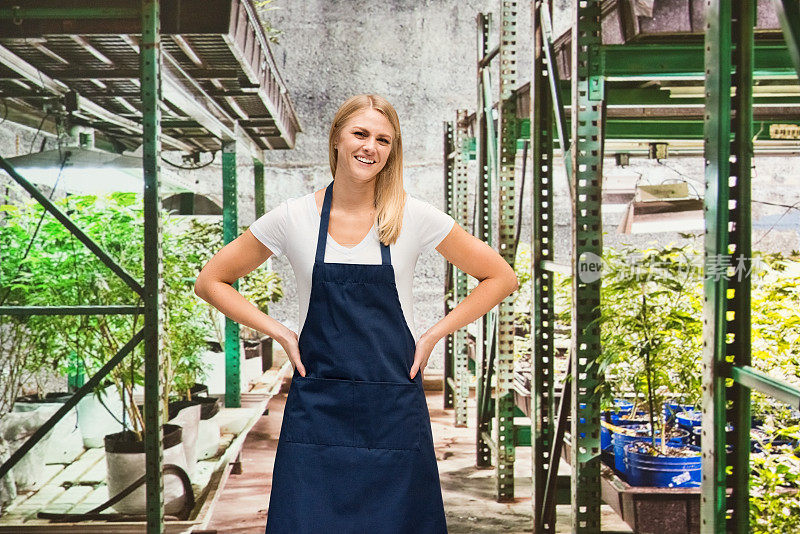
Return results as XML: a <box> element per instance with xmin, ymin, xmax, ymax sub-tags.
<box><xmin>410</xmin><ymin>222</ymin><xmax>519</xmax><ymax>378</ymax></box>
<box><xmin>194</xmin><ymin>229</ymin><xmax>304</xmax><ymax>373</ymax></box>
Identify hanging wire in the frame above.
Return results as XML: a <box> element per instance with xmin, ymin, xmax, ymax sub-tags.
<box><xmin>27</xmin><ymin>112</ymin><xmax>51</xmax><ymax>154</ymax></box>
<box><xmin>654</xmin><ymin>159</ymin><xmax>800</xmax><ymax>244</ymax></box>
<box><xmin>160</xmin><ymin>150</ymin><xmax>217</xmax><ymax>170</ymax></box>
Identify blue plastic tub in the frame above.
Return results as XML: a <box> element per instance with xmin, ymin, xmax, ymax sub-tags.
<box><xmin>625</xmin><ymin>443</ymin><xmax>701</xmax><ymax>488</ymax></box>
<box><xmin>612</xmin><ymin>427</ymin><xmax>690</xmax><ymax>479</ymax></box>
<box><xmin>663</xmin><ymin>402</ymin><xmax>696</xmax><ymax>424</ymax></box>
<box><xmin>613</xmin><ymin>399</ymin><xmax>634</xmax><ymax>415</ymax></box>
<box><xmin>676</xmin><ymin>410</ymin><xmax>702</xmax><ymax>444</ymax></box>
<box><xmin>601</xmin><ymin>419</ymin><xmax>647</xmax><ymax>452</ymax></box>
<box><xmin>612</xmin><ymin>424</ymin><xmax>651</xmax><ymax>477</ymax></box>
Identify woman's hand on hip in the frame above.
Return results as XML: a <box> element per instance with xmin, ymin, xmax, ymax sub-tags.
<box><xmin>410</xmin><ymin>332</ymin><xmax>437</xmax><ymax>380</ymax></box>
<box><xmin>278</xmin><ymin>329</ymin><xmax>306</xmax><ymax>377</ymax></box>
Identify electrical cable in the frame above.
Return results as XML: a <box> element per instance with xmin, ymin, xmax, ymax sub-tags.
<box><xmin>160</xmin><ymin>150</ymin><xmax>217</xmax><ymax>170</ymax></box>
<box><xmin>753</xmin><ymin>199</ymin><xmax>800</xmax><ymax>247</ymax></box>
<box><xmin>27</xmin><ymin>112</ymin><xmax>50</xmax><ymax>154</ymax></box>
<box><xmin>656</xmin><ymin>159</ymin><xmax>800</xmax><ymax>243</ymax></box>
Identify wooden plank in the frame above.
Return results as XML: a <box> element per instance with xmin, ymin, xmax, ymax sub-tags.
<box><xmin>0</xmin><ymin>486</ymin><xmax>65</xmax><ymax>522</ymax></box>
<box><xmin>70</xmin><ymin>486</ymin><xmax>108</xmax><ymax>512</ymax></box>
<box><xmin>42</xmin><ymin>486</ymin><xmax>94</xmax><ymax>514</ymax></box>
<box><xmin>48</xmin><ymin>453</ymin><xmax>100</xmax><ymax>488</ymax></box>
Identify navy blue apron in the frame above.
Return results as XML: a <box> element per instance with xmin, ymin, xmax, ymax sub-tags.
<box><xmin>265</xmin><ymin>180</ymin><xmax>448</xmax><ymax>534</ymax></box>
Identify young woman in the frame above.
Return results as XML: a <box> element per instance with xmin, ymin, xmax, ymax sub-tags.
<box><xmin>194</xmin><ymin>94</ymin><xmax>518</xmax><ymax>533</ymax></box>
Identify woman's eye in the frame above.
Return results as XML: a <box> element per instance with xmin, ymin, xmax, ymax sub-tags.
<box><xmin>354</xmin><ymin>131</ymin><xmax>366</xmax><ymax>137</ymax></box>
<box><xmin>379</xmin><ymin>138</ymin><xmax>390</xmax><ymax>144</ymax></box>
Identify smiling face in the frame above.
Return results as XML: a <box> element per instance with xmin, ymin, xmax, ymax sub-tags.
<box><xmin>333</xmin><ymin>108</ymin><xmax>395</xmax><ymax>182</ymax></box>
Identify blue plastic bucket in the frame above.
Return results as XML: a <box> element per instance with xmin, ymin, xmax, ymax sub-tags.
<box><xmin>612</xmin><ymin>427</ymin><xmax>690</xmax><ymax>478</ymax></box>
<box><xmin>601</xmin><ymin>419</ymin><xmax>647</xmax><ymax>456</ymax></box>
<box><xmin>612</xmin><ymin>424</ymin><xmax>651</xmax><ymax>477</ymax></box>
<box><xmin>613</xmin><ymin>399</ymin><xmax>634</xmax><ymax>415</ymax></box>
<box><xmin>625</xmin><ymin>443</ymin><xmax>701</xmax><ymax>488</ymax></box>
<box><xmin>676</xmin><ymin>411</ymin><xmax>702</xmax><ymax>440</ymax></box>
<box><xmin>663</xmin><ymin>402</ymin><xmax>695</xmax><ymax>424</ymax></box>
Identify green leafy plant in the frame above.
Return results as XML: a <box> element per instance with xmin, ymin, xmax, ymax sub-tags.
<box><xmin>184</xmin><ymin>218</ymin><xmax>283</xmax><ymax>343</ymax></box>
<box><xmin>0</xmin><ymin>190</ymin><xmax>283</xmax><ymax>439</ymax></box>
<box><xmin>598</xmin><ymin>245</ymin><xmax>704</xmax><ymax>450</ymax></box>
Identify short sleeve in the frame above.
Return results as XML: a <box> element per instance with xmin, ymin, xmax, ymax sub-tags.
<box><xmin>248</xmin><ymin>200</ymin><xmax>288</xmax><ymax>257</ymax></box>
<box><xmin>417</xmin><ymin>200</ymin><xmax>456</xmax><ymax>254</ymax></box>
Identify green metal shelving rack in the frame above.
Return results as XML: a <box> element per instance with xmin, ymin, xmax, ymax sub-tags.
<box><xmin>443</xmin><ymin>0</ymin><xmax>800</xmax><ymax>532</ymax></box>
<box><xmin>0</xmin><ymin>2</ymin><xmax>296</xmax><ymax>532</ymax></box>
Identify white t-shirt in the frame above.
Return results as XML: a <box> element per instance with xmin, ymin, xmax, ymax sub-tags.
<box><xmin>248</xmin><ymin>190</ymin><xmax>456</xmax><ymax>341</ymax></box>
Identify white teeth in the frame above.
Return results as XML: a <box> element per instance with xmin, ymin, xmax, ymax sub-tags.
<box><xmin>355</xmin><ymin>156</ymin><xmax>375</xmax><ymax>164</ymax></box>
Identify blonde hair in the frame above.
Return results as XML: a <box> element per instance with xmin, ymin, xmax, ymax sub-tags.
<box><xmin>328</xmin><ymin>94</ymin><xmax>405</xmax><ymax>246</ymax></box>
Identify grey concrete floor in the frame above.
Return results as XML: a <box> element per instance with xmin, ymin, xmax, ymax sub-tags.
<box><xmin>206</xmin><ymin>351</ymin><xmax>631</xmax><ymax>533</ymax></box>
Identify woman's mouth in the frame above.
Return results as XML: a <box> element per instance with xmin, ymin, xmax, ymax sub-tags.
<box><xmin>354</xmin><ymin>155</ymin><xmax>376</xmax><ymax>166</ymax></box>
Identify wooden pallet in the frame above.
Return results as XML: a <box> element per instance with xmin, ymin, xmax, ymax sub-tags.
<box><xmin>0</xmin><ymin>362</ymin><xmax>291</xmax><ymax>533</ymax></box>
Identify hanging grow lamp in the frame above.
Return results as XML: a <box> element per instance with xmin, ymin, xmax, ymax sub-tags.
<box><xmin>617</xmin><ymin>182</ymin><xmax>704</xmax><ymax>234</ymax></box>
<box><xmin>2</xmin><ymin>147</ymin><xmax>192</xmax><ymax>195</ymax></box>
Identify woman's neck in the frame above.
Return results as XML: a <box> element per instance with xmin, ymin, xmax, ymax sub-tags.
<box><xmin>331</xmin><ymin>177</ymin><xmax>376</xmax><ymax>214</ymax></box>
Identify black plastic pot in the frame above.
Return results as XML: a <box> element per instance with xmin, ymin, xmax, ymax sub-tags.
<box><xmin>260</xmin><ymin>337</ymin><xmax>273</xmax><ymax>372</ymax></box>
<box><xmin>243</xmin><ymin>339</ymin><xmax>261</xmax><ymax>360</ymax></box>
<box><xmin>189</xmin><ymin>383</ymin><xmax>209</xmax><ymax>398</ymax></box>
<box><xmin>15</xmin><ymin>392</ymin><xmax>73</xmax><ymax>404</ymax></box>
<box><xmin>104</xmin><ymin>423</ymin><xmax>182</xmax><ymax>453</ymax></box>
<box><xmin>195</xmin><ymin>396</ymin><xmax>221</xmax><ymax>420</ymax></box>
<box><xmin>168</xmin><ymin>397</ymin><xmax>220</xmax><ymax>421</ymax></box>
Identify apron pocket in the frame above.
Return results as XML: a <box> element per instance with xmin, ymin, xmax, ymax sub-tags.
<box><xmin>281</xmin><ymin>375</ymin><xmax>355</xmax><ymax>447</ymax></box>
<box><xmin>352</xmin><ymin>381</ymin><xmax>421</xmax><ymax>451</ymax></box>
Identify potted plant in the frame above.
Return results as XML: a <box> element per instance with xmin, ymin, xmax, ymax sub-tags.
<box><xmin>598</xmin><ymin>244</ymin><xmax>704</xmax><ymax>481</ymax></box>
<box><xmin>189</xmin><ymin>219</ymin><xmax>283</xmax><ymax>376</ymax></box>
<box><xmin>239</xmin><ymin>267</ymin><xmax>282</xmax><ymax>372</ymax></box>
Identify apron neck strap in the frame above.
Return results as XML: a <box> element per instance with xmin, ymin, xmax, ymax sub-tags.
<box><xmin>316</xmin><ymin>180</ymin><xmax>391</xmax><ymax>265</ymax></box>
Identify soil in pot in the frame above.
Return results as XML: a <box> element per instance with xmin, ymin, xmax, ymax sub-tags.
<box><xmin>104</xmin><ymin>423</ymin><xmax>189</xmax><ymax>515</ymax></box>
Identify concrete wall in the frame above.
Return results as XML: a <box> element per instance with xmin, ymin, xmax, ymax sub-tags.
<box><xmin>251</xmin><ymin>0</ymin><xmax>521</xmax><ymax>369</ymax></box>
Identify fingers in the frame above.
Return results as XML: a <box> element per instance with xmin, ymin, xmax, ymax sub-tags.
<box><xmin>409</xmin><ymin>358</ymin><xmax>427</xmax><ymax>380</ymax></box>
<box><xmin>409</xmin><ymin>361</ymin><xmax>419</xmax><ymax>380</ymax></box>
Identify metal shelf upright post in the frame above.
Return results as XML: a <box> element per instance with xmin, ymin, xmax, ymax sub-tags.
<box><xmin>568</xmin><ymin>0</ymin><xmax>605</xmax><ymax>529</ymax></box>
<box><xmin>222</xmin><ymin>140</ymin><xmax>241</xmax><ymax>408</ymax></box>
<box><xmin>443</xmin><ymin>119</ymin><xmax>456</xmax><ymax>410</ymax></box>
<box><xmin>530</xmin><ymin>1</ymin><xmax>557</xmax><ymax>530</ymax></box>
<box><xmin>495</xmin><ymin>0</ymin><xmax>521</xmax><ymax>503</ymax></box>
<box><xmin>702</xmin><ymin>0</ymin><xmax>754</xmax><ymax>531</ymax></box>
<box><xmin>475</xmin><ymin>11</ymin><xmax>495</xmax><ymax>472</ymax></box>
<box><xmin>454</xmin><ymin>109</ymin><xmax>471</xmax><ymax>428</ymax></box>
<box><xmin>141</xmin><ymin>0</ymin><xmax>166</xmax><ymax>530</ymax></box>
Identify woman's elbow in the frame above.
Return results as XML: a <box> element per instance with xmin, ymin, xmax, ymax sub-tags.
<box><xmin>194</xmin><ymin>272</ymin><xmax>210</xmax><ymax>301</ymax></box>
<box><xmin>493</xmin><ymin>262</ymin><xmax>519</xmax><ymax>297</ymax></box>
<box><xmin>506</xmin><ymin>270</ymin><xmax>520</xmax><ymax>296</ymax></box>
